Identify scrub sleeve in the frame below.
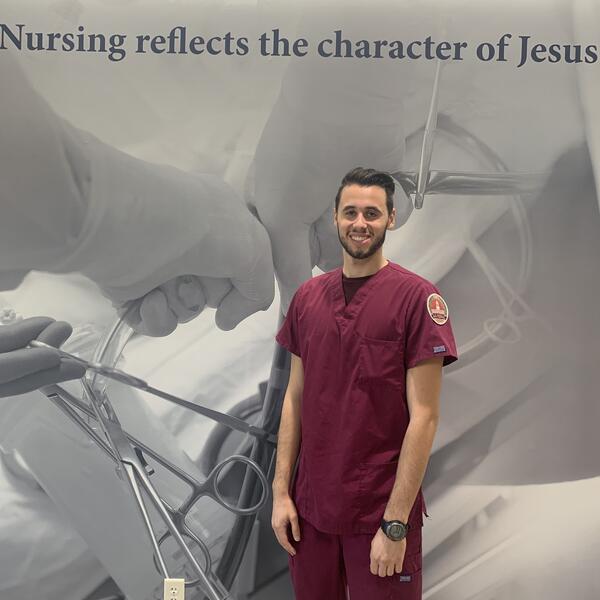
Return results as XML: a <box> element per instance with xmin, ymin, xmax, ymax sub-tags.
<box><xmin>404</xmin><ymin>285</ymin><xmax>457</xmax><ymax>369</ymax></box>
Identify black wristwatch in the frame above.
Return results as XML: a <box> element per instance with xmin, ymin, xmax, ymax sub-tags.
<box><xmin>380</xmin><ymin>518</ymin><xmax>410</xmax><ymax>541</ymax></box>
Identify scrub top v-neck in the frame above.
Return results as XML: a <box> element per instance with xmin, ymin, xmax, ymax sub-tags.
<box><xmin>342</xmin><ymin>272</ymin><xmax>373</xmax><ymax>305</ymax></box>
<box><xmin>276</xmin><ymin>261</ymin><xmax>457</xmax><ymax>535</ymax></box>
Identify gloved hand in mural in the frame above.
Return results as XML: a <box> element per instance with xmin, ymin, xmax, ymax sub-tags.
<box><xmin>59</xmin><ymin>141</ymin><xmax>276</xmax><ymax>337</ymax></box>
<box><xmin>0</xmin><ymin>317</ymin><xmax>85</xmax><ymax>397</ymax></box>
<box><xmin>0</xmin><ymin>53</ymin><xmax>274</xmax><ymax>337</ymax></box>
<box><xmin>249</xmin><ymin>43</ymin><xmax>414</xmax><ymax>311</ymax></box>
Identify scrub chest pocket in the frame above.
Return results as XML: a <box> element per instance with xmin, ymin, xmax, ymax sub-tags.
<box><xmin>356</xmin><ymin>335</ymin><xmax>409</xmax><ymax>443</ymax></box>
<box><xmin>357</xmin><ymin>335</ymin><xmax>404</xmax><ymax>385</ymax></box>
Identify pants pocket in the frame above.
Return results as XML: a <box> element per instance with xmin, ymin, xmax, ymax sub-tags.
<box><xmin>401</xmin><ymin>525</ymin><xmax>423</xmax><ymax>575</ymax></box>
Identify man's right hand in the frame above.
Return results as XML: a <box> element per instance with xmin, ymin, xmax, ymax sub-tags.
<box><xmin>271</xmin><ymin>493</ymin><xmax>301</xmax><ymax>556</ymax></box>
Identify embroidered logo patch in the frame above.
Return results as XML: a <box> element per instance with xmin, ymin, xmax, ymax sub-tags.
<box><xmin>399</xmin><ymin>575</ymin><xmax>412</xmax><ymax>582</ymax></box>
<box><xmin>427</xmin><ymin>293</ymin><xmax>449</xmax><ymax>325</ymax></box>
<box><xmin>433</xmin><ymin>345</ymin><xmax>446</xmax><ymax>353</ymax></box>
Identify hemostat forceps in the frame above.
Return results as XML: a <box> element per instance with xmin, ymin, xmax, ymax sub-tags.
<box><xmin>30</xmin><ymin>340</ymin><xmax>277</xmax><ymax>445</ymax></box>
<box><xmin>394</xmin><ymin>61</ymin><xmax>548</xmax><ymax>209</ymax></box>
<box><xmin>33</xmin><ymin>340</ymin><xmax>273</xmax><ymax>600</ymax></box>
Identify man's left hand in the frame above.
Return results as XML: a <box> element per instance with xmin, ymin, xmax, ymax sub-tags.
<box><xmin>369</xmin><ymin>529</ymin><xmax>407</xmax><ymax>577</ymax></box>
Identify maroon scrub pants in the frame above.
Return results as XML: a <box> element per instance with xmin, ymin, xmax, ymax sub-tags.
<box><xmin>288</xmin><ymin>516</ymin><xmax>422</xmax><ymax>600</ymax></box>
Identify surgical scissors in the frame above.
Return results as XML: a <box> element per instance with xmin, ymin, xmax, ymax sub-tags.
<box><xmin>33</xmin><ymin>337</ymin><xmax>273</xmax><ymax>600</ymax></box>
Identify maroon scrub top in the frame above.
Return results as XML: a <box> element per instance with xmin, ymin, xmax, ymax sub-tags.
<box><xmin>276</xmin><ymin>261</ymin><xmax>458</xmax><ymax>535</ymax></box>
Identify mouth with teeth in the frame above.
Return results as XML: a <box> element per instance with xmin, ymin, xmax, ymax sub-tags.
<box><xmin>348</xmin><ymin>231</ymin><xmax>372</xmax><ymax>245</ymax></box>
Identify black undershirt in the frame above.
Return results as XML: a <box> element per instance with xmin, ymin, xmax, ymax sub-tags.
<box><xmin>342</xmin><ymin>273</ymin><xmax>374</xmax><ymax>305</ymax></box>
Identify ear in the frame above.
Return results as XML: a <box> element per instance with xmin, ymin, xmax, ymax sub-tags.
<box><xmin>333</xmin><ymin>207</ymin><xmax>338</xmax><ymax>226</ymax></box>
<box><xmin>387</xmin><ymin>207</ymin><xmax>396</xmax><ymax>230</ymax></box>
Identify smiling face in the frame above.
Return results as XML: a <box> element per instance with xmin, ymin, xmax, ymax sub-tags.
<box><xmin>334</xmin><ymin>184</ymin><xmax>396</xmax><ymax>260</ymax></box>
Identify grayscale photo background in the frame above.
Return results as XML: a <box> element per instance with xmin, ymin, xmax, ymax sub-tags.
<box><xmin>1</xmin><ymin>0</ymin><xmax>599</xmax><ymax>598</ymax></box>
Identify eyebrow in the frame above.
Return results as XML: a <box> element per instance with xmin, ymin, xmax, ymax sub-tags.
<box><xmin>342</xmin><ymin>205</ymin><xmax>382</xmax><ymax>211</ymax></box>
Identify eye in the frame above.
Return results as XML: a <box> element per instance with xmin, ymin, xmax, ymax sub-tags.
<box><xmin>365</xmin><ymin>209</ymin><xmax>380</xmax><ymax>219</ymax></box>
<box><xmin>344</xmin><ymin>209</ymin><xmax>357</xmax><ymax>218</ymax></box>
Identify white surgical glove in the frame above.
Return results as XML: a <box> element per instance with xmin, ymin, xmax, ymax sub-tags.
<box><xmin>54</xmin><ymin>137</ymin><xmax>275</xmax><ymax>336</ymax></box>
<box><xmin>250</xmin><ymin>62</ymin><xmax>413</xmax><ymax>311</ymax></box>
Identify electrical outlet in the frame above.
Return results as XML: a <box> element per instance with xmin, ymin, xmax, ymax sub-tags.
<box><xmin>163</xmin><ymin>578</ymin><xmax>185</xmax><ymax>600</ymax></box>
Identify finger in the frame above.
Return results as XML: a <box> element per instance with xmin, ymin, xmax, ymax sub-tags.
<box><xmin>199</xmin><ymin>277</ymin><xmax>232</xmax><ymax>308</ymax></box>
<box><xmin>215</xmin><ymin>286</ymin><xmax>271</xmax><ymax>331</ymax></box>
<box><xmin>196</xmin><ymin>275</ymin><xmax>247</xmax><ymax>330</ymax></box>
<box><xmin>138</xmin><ymin>289</ymin><xmax>178</xmax><ymax>337</ymax></box>
<box><xmin>53</xmin><ymin>358</ymin><xmax>87</xmax><ymax>382</ymax></box>
<box><xmin>0</xmin><ymin>317</ymin><xmax>55</xmax><ymax>353</ymax></box>
<box><xmin>386</xmin><ymin>564</ymin><xmax>395</xmax><ymax>577</ymax></box>
<box><xmin>160</xmin><ymin>276</ymin><xmax>206</xmax><ymax>323</ymax></box>
<box><xmin>36</xmin><ymin>320</ymin><xmax>74</xmax><ymax>347</ymax></box>
<box><xmin>290</xmin><ymin>514</ymin><xmax>301</xmax><ymax>542</ymax></box>
<box><xmin>274</xmin><ymin>526</ymin><xmax>296</xmax><ymax>556</ymax></box>
<box><xmin>369</xmin><ymin>558</ymin><xmax>378</xmax><ymax>576</ymax></box>
<box><xmin>272</xmin><ymin>522</ymin><xmax>296</xmax><ymax>555</ymax></box>
<box><xmin>0</xmin><ymin>347</ymin><xmax>60</xmax><ymax>384</ymax></box>
<box><xmin>0</xmin><ymin>359</ymin><xmax>86</xmax><ymax>397</ymax></box>
<box><xmin>378</xmin><ymin>563</ymin><xmax>387</xmax><ymax>578</ymax></box>
<box><xmin>119</xmin><ymin>300</ymin><xmax>143</xmax><ymax>331</ymax></box>
<box><xmin>120</xmin><ymin>290</ymin><xmax>178</xmax><ymax>337</ymax></box>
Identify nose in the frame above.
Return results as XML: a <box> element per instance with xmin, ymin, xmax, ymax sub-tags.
<box><xmin>353</xmin><ymin>212</ymin><xmax>367</xmax><ymax>229</ymax></box>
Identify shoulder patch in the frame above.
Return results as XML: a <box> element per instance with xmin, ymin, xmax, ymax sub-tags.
<box><xmin>427</xmin><ymin>293</ymin><xmax>449</xmax><ymax>325</ymax></box>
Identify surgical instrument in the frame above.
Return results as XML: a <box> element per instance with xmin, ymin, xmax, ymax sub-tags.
<box><xmin>38</xmin><ymin>367</ymin><xmax>271</xmax><ymax>599</ymax></box>
<box><xmin>28</xmin><ymin>313</ymin><xmax>277</xmax><ymax>599</ymax></box>
<box><xmin>414</xmin><ymin>60</ymin><xmax>443</xmax><ymax>209</ymax></box>
<box><xmin>84</xmin><ymin>313</ymin><xmax>288</xmax><ymax>597</ymax></box>
<box><xmin>396</xmin><ymin>61</ymin><xmax>548</xmax><ymax>209</ymax></box>
<box><xmin>30</xmin><ymin>340</ymin><xmax>277</xmax><ymax>445</ymax></box>
<box><xmin>42</xmin><ymin>377</ymin><xmax>249</xmax><ymax>599</ymax></box>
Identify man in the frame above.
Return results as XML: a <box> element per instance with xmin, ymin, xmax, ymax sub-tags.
<box><xmin>272</xmin><ymin>167</ymin><xmax>458</xmax><ymax>599</ymax></box>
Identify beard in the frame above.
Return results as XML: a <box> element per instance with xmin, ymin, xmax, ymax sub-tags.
<box><xmin>337</xmin><ymin>226</ymin><xmax>387</xmax><ymax>260</ymax></box>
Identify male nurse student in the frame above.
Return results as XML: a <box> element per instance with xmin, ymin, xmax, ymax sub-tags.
<box><xmin>272</xmin><ymin>167</ymin><xmax>458</xmax><ymax>599</ymax></box>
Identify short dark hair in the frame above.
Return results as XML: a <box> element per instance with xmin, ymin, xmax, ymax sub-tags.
<box><xmin>334</xmin><ymin>167</ymin><xmax>395</xmax><ymax>215</ymax></box>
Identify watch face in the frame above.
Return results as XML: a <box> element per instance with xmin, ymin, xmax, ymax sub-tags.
<box><xmin>388</xmin><ymin>523</ymin><xmax>405</xmax><ymax>540</ymax></box>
